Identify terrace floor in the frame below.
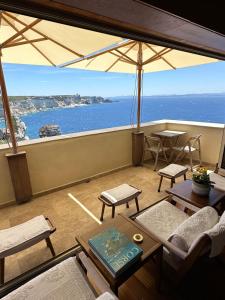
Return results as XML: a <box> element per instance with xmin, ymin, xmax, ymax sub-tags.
<box><xmin>1</xmin><ymin>160</ymin><xmax>225</xmax><ymax>299</ymax></box>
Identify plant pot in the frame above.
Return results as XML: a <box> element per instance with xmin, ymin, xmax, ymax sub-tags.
<box><xmin>192</xmin><ymin>181</ymin><xmax>210</xmax><ymax>196</ymax></box>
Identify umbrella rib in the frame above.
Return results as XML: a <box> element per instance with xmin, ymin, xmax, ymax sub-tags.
<box><xmin>1</xmin><ymin>15</ymin><xmax>55</xmax><ymax>66</ymax></box>
<box><xmin>105</xmin><ymin>42</ymin><xmax>137</xmax><ymax>72</ymax></box>
<box><xmin>114</xmin><ymin>49</ymin><xmax>136</xmax><ymax>64</ymax></box>
<box><xmin>4</xmin><ymin>38</ymin><xmax>47</xmax><ymax>48</ymax></box>
<box><xmin>144</xmin><ymin>43</ymin><xmax>176</xmax><ymax>69</ymax></box>
<box><xmin>9</xmin><ymin>36</ymin><xmax>25</xmax><ymax>44</ymax></box>
<box><xmin>143</xmin><ymin>48</ymin><xmax>172</xmax><ymax>65</ymax></box>
<box><xmin>109</xmin><ymin>51</ymin><xmax>135</xmax><ymax>65</ymax></box>
<box><xmin>0</xmin><ymin>11</ymin><xmax>3</xmax><ymax>27</ymax></box>
<box><xmin>1</xmin><ymin>18</ymin><xmax>41</xmax><ymax>48</ymax></box>
<box><xmin>4</xmin><ymin>11</ymin><xmax>83</xmax><ymax>58</ymax></box>
<box><xmin>58</xmin><ymin>39</ymin><xmax>134</xmax><ymax>68</ymax></box>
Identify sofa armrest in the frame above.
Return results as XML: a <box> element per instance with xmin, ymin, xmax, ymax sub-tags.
<box><xmin>78</xmin><ymin>252</ymin><xmax>114</xmax><ymax>296</ymax></box>
<box><xmin>162</xmin><ymin>240</ymin><xmax>188</xmax><ymax>261</ymax></box>
<box><xmin>96</xmin><ymin>292</ymin><xmax>119</xmax><ymax>300</ymax></box>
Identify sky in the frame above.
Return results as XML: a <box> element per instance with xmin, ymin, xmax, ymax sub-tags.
<box><xmin>3</xmin><ymin>60</ymin><xmax>225</xmax><ymax>97</ymax></box>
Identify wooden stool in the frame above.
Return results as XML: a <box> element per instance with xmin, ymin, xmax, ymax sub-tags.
<box><xmin>158</xmin><ymin>164</ymin><xmax>188</xmax><ymax>192</ymax></box>
<box><xmin>99</xmin><ymin>184</ymin><xmax>142</xmax><ymax>221</ymax></box>
<box><xmin>0</xmin><ymin>216</ymin><xmax>56</xmax><ymax>285</ymax></box>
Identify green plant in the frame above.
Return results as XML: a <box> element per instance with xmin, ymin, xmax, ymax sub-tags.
<box><xmin>192</xmin><ymin>167</ymin><xmax>212</xmax><ymax>185</ymax></box>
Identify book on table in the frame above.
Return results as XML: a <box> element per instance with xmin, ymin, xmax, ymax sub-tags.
<box><xmin>88</xmin><ymin>227</ymin><xmax>143</xmax><ymax>277</ymax></box>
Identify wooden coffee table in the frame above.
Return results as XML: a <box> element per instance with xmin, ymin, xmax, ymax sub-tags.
<box><xmin>76</xmin><ymin>214</ymin><xmax>162</xmax><ymax>295</ymax></box>
<box><xmin>166</xmin><ymin>179</ymin><xmax>225</xmax><ymax>209</ymax></box>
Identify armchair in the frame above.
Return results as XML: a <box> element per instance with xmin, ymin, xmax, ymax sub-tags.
<box><xmin>0</xmin><ymin>247</ymin><xmax>118</xmax><ymax>300</ymax></box>
<box><xmin>132</xmin><ymin>196</ymin><xmax>225</xmax><ymax>282</ymax></box>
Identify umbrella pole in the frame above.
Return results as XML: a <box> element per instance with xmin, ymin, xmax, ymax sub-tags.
<box><xmin>0</xmin><ymin>55</ymin><xmax>32</xmax><ymax>203</ymax></box>
<box><xmin>0</xmin><ymin>56</ymin><xmax>17</xmax><ymax>153</ymax></box>
<box><xmin>132</xmin><ymin>42</ymin><xmax>144</xmax><ymax>166</ymax></box>
<box><xmin>137</xmin><ymin>64</ymin><xmax>142</xmax><ymax>132</ymax></box>
<box><xmin>137</xmin><ymin>41</ymin><xmax>143</xmax><ymax>132</ymax></box>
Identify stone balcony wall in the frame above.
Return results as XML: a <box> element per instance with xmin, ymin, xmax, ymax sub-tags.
<box><xmin>0</xmin><ymin>120</ymin><xmax>223</xmax><ymax>206</ymax></box>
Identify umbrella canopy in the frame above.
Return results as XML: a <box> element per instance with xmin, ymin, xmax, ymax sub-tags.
<box><xmin>0</xmin><ymin>11</ymin><xmax>219</xmax><ymax>151</ymax></box>
<box><xmin>0</xmin><ymin>11</ymin><xmax>122</xmax><ymax>153</ymax></box>
<box><xmin>0</xmin><ymin>11</ymin><xmax>122</xmax><ymax>66</ymax></box>
<box><xmin>61</xmin><ymin>40</ymin><xmax>218</xmax><ymax>131</ymax></box>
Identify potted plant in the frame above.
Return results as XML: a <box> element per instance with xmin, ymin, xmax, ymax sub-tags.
<box><xmin>192</xmin><ymin>167</ymin><xmax>213</xmax><ymax>196</ymax></box>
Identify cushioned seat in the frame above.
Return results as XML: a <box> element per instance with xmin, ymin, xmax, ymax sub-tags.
<box><xmin>157</xmin><ymin>164</ymin><xmax>188</xmax><ymax>192</ymax></box>
<box><xmin>0</xmin><ymin>215</ymin><xmax>52</xmax><ymax>257</ymax></box>
<box><xmin>134</xmin><ymin>197</ymin><xmax>225</xmax><ymax>280</ymax></box>
<box><xmin>0</xmin><ymin>215</ymin><xmax>56</xmax><ymax>285</ymax></box>
<box><xmin>136</xmin><ymin>200</ymin><xmax>189</xmax><ymax>240</ymax></box>
<box><xmin>2</xmin><ymin>257</ymin><xmax>95</xmax><ymax>300</ymax></box>
<box><xmin>1</xmin><ymin>255</ymin><xmax>117</xmax><ymax>300</ymax></box>
<box><xmin>101</xmin><ymin>184</ymin><xmax>141</xmax><ymax>204</ymax></box>
<box><xmin>173</xmin><ymin>146</ymin><xmax>196</xmax><ymax>153</ymax></box>
<box><xmin>99</xmin><ymin>184</ymin><xmax>141</xmax><ymax>221</ymax></box>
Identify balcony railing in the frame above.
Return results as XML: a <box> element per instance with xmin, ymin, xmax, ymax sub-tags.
<box><xmin>0</xmin><ymin>119</ymin><xmax>223</xmax><ymax>207</ymax></box>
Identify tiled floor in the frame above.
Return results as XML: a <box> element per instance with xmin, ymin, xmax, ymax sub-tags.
<box><xmin>1</xmin><ymin>160</ymin><xmax>224</xmax><ymax>300</ymax></box>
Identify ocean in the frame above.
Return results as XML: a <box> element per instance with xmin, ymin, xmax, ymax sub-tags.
<box><xmin>2</xmin><ymin>94</ymin><xmax>225</xmax><ymax>139</ymax></box>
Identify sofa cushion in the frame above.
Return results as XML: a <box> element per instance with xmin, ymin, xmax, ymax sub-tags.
<box><xmin>136</xmin><ymin>200</ymin><xmax>188</xmax><ymax>240</ymax></box>
<box><xmin>204</xmin><ymin>209</ymin><xmax>225</xmax><ymax>257</ymax></box>
<box><xmin>2</xmin><ymin>257</ymin><xmax>96</xmax><ymax>300</ymax></box>
<box><xmin>168</xmin><ymin>206</ymin><xmax>219</xmax><ymax>252</ymax></box>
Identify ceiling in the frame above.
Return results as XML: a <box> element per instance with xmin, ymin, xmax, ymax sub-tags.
<box><xmin>141</xmin><ymin>1</ymin><xmax>225</xmax><ymax>35</ymax></box>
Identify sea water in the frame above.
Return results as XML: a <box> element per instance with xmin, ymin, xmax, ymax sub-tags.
<box><xmin>3</xmin><ymin>94</ymin><xmax>225</xmax><ymax>139</ymax></box>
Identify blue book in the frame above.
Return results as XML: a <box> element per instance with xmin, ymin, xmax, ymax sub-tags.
<box><xmin>88</xmin><ymin>227</ymin><xmax>143</xmax><ymax>277</ymax></box>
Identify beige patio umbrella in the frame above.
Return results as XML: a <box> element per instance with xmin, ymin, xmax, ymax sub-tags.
<box><xmin>60</xmin><ymin>40</ymin><xmax>218</xmax><ymax>132</ymax></box>
<box><xmin>0</xmin><ymin>11</ymin><xmax>122</xmax><ymax>153</ymax></box>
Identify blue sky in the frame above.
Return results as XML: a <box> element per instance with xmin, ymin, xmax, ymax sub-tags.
<box><xmin>3</xmin><ymin>61</ymin><xmax>225</xmax><ymax>97</ymax></box>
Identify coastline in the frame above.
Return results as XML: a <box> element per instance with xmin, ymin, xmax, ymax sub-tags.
<box><xmin>1</xmin><ymin>93</ymin><xmax>225</xmax><ymax>141</ymax></box>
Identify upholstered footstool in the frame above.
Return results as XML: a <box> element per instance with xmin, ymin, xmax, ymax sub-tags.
<box><xmin>158</xmin><ymin>164</ymin><xmax>188</xmax><ymax>192</ymax></box>
<box><xmin>99</xmin><ymin>184</ymin><xmax>142</xmax><ymax>221</ymax></box>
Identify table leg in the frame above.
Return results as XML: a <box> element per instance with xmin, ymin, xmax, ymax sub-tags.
<box><xmin>100</xmin><ymin>203</ymin><xmax>105</xmax><ymax>221</ymax></box>
<box><xmin>158</xmin><ymin>176</ymin><xmax>163</xmax><ymax>192</ymax></box>
<box><xmin>135</xmin><ymin>197</ymin><xmax>140</xmax><ymax>212</ymax></box>
<box><xmin>171</xmin><ymin>178</ymin><xmax>175</xmax><ymax>188</ymax></box>
<box><xmin>112</xmin><ymin>206</ymin><xmax>115</xmax><ymax>218</ymax></box>
<box><xmin>0</xmin><ymin>258</ymin><xmax>5</xmax><ymax>285</ymax></box>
